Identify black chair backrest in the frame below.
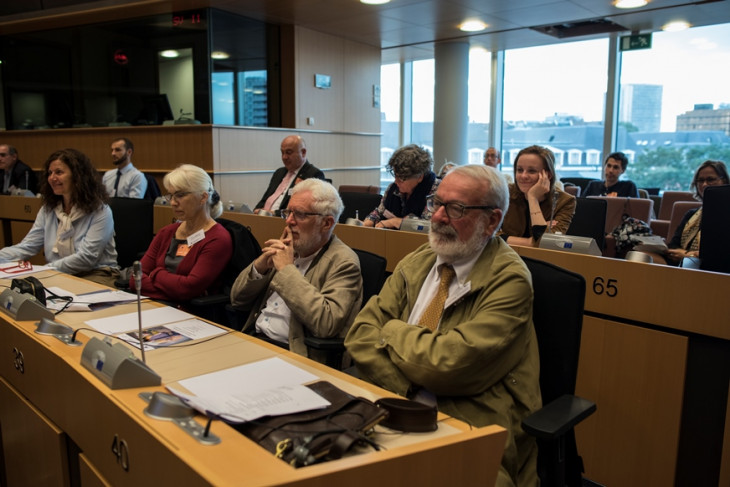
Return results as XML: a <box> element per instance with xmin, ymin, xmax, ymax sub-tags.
<box><xmin>143</xmin><ymin>173</ymin><xmax>162</xmax><ymax>201</ymax></box>
<box><xmin>339</xmin><ymin>192</ymin><xmax>383</xmax><ymax>223</ymax></box>
<box><xmin>216</xmin><ymin>218</ymin><xmax>262</xmax><ymax>289</ymax></box>
<box><xmin>353</xmin><ymin>248</ymin><xmax>387</xmax><ymax>309</ymax></box>
<box><xmin>522</xmin><ymin>256</ymin><xmax>586</xmax><ymax>405</ymax></box>
<box><xmin>567</xmin><ymin>197</ymin><xmax>607</xmax><ymax>250</ymax></box>
<box><xmin>109</xmin><ymin>197</ymin><xmax>154</xmax><ymax>268</ymax></box>
<box><xmin>700</xmin><ymin>184</ymin><xmax>730</xmax><ymax>274</ymax></box>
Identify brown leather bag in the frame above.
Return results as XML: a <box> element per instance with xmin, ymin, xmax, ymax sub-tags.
<box><xmin>234</xmin><ymin>381</ymin><xmax>388</xmax><ymax>467</ymax></box>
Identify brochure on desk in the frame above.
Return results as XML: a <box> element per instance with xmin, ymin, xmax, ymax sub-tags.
<box><xmin>84</xmin><ymin>307</ymin><xmax>226</xmax><ymax>350</ymax></box>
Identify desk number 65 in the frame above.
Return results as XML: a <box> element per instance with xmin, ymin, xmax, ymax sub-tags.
<box><xmin>593</xmin><ymin>277</ymin><xmax>618</xmax><ymax>297</ymax></box>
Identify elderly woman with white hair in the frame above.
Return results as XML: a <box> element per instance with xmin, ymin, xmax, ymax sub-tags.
<box><xmin>131</xmin><ymin>164</ymin><xmax>232</xmax><ymax>302</ymax></box>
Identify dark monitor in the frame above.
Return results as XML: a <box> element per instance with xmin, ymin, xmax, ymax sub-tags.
<box><xmin>137</xmin><ymin>94</ymin><xmax>174</xmax><ymax>125</ymax></box>
<box><xmin>699</xmin><ymin>184</ymin><xmax>730</xmax><ymax>274</ymax></box>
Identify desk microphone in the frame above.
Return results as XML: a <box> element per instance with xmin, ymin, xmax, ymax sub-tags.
<box><xmin>133</xmin><ymin>261</ymin><xmax>146</xmax><ymax>364</ymax></box>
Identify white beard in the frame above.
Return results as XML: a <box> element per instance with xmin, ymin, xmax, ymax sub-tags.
<box><xmin>429</xmin><ymin>219</ymin><xmax>489</xmax><ymax>263</ymax></box>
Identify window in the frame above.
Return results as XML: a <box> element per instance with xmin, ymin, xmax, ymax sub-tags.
<box><xmin>620</xmin><ymin>24</ymin><xmax>730</xmax><ymax>191</ymax></box>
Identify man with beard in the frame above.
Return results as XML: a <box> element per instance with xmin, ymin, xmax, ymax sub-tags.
<box><xmin>345</xmin><ymin>164</ymin><xmax>540</xmax><ymax>487</ymax></box>
<box><xmin>230</xmin><ymin>178</ymin><xmax>363</xmax><ymax>366</ymax></box>
<box><xmin>102</xmin><ymin>138</ymin><xmax>147</xmax><ymax>198</ymax></box>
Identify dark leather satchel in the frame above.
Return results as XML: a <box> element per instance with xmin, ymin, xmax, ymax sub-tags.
<box><xmin>11</xmin><ymin>276</ymin><xmax>47</xmax><ymax>305</ymax></box>
<box><xmin>234</xmin><ymin>381</ymin><xmax>388</xmax><ymax>467</ymax></box>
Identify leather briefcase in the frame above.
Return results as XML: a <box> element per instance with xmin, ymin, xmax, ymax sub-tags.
<box><xmin>234</xmin><ymin>381</ymin><xmax>388</xmax><ymax>467</ymax></box>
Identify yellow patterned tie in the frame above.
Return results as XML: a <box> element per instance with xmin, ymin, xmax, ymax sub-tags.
<box><xmin>418</xmin><ymin>264</ymin><xmax>455</xmax><ymax>331</ymax></box>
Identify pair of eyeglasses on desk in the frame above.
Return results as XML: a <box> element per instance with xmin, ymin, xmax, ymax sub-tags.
<box><xmin>0</xmin><ymin>261</ymin><xmax>33</xmax><ymax>274</ymax></box>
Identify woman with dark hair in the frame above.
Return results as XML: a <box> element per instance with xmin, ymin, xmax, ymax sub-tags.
<box><xmin>497</xmin><ymin>145</ymin><xmax>576</xmax><ymax>246</ymax></box>
<box><xmin>364</xmin><ymin>144</ymin><xmax>440</xmax><ymax>229</ymax></box>
<box><xmin>130</xmin><ymin>164</ymin><xmax>232</xmax><ymax>302</ymax></box>
<box><xmin>665</xmin><ymin>159</ymin><xmax>729</xmax><ymax>264</ymax></box>
<box><xmin>0</xmin><ymin>148</ymin><xmax>119</xmax><ymax>285</ymax></box>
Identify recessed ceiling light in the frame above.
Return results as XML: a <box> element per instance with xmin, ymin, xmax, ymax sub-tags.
<box><xmin>360</xmin><ymin>0</ymin><xmax>390</xmax><ymax>4</ymax></box>
<box><xmin>615</xmin><ymin>0</ymin><xmax>648</xmax><ymax>9</ymax></box>
<box><xmin>459</xmin><ymin>20</ymin><xmax>487</xmax><ymax>32</ymax></box>
<box><xmin>160</xmin><ymin>50</ymin><xmax>179</xmax><ymax>58</ymax></box>
<box><xmin>211</xmin><ymin>51</ymin><xmax>230</xmax><ymax>60</ymax></box>
<box><xmin>663</xmin><ymin>20</ymin><xmax>690</xmax><ymax>32</ymax></box>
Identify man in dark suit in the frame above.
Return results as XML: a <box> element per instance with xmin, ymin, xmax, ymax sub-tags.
<box><xmin>254</xmin><ymin>135</ymin><xmax>325</xmax><ymax>214</ymax></box>
<box><xmin>0</xmin><ymin>144</ymin><xmax>38</xmax><ymax>194</ymax></box>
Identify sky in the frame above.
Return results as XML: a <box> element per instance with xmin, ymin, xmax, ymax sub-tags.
<box><xmin>381</xmin><ymin>23</ymin><xmax>730</xmax><ymax>133</ymax></box>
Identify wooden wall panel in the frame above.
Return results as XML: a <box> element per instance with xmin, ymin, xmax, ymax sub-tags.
<box><xmin>0</xmin><ymin>125</ymin><xmax>214</xmax><ymax>173</ymax></box>
<box><xmin>575</xmin><ymin>316</ymin><xmax>688</xmax><ymax>487</ymax></box>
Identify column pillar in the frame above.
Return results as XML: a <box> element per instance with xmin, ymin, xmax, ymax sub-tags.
<box><xmin>433</xmin><ymin>41</ymin><xmax>469</xmax><ymax>170</ymax></box>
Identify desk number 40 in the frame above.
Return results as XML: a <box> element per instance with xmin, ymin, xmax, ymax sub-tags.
<box><xmin>593</xmin><ymin>277</ymin><xmax>618</xmax><ymax>297</ymax></box>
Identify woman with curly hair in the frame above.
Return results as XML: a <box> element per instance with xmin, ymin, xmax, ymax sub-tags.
<box><xmin>130</xmin><ymin>164</ymin><xmax>232</xmax><ymax>302</ymax></box>
<box><xmin>364</xmin><ymin>144</ymin><xmax>440</xmax><ymax>229</ymax></box>
<box><xmin>0</xmin><ymin>148</ymin><xmax>119</xmax><ymax>285</ymax></box>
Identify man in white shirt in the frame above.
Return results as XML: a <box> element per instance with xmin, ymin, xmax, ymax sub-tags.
<box><xmin>102</xmin><ymin>138</ymin><xmax>147</xmax><ymax>198</ymax></box>
<box><xmin>231</xmin><ymin>179</ymin><xmax>362</xmax><ymax>365</ymax></box>
<box><xmin>253</xmin><ymin>135</ymin><xmax>325</xmax><ymax>215</ymax></box>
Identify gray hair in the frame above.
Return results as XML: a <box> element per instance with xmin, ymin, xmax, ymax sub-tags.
<box><xmin>387</xmin><ymin>144</ymin><xmax>433</xmax><ymax>179</ymax></box>
<box><xmin>163</xmin><ymin>164</ymin><xmax>223</xmax><ymax>218</ymax></box>
<box><xmin>447</xmin><ymin>164</ymin><xmax>509</xmax><ymax>227</ymax></box>
<box><xmin>290</xmin><ymin>178</ymin><xmax>344</xmax><ymax>223</ymax></box>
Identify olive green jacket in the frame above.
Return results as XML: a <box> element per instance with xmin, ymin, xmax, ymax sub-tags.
<box><xmin>345</xmin><ymin>238</ymin><xmax>540</xmax><ymax>486</ymax></box>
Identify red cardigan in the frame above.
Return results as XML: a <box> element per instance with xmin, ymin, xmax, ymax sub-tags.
<box><xmin>131</xmin><ymin>222</ymin><xmax>233</xmax><ymax>301</ymax></box>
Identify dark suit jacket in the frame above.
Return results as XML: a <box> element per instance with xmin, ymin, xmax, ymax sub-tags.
<box><xmin>254</xmin><ymin>161</ymin><xmax>325</xmax><ymax>212</ymax></box>
<box><xmin>1</xmin><ymin>159</ymin><xmax>38</xmax><ymax>194</ymax></box>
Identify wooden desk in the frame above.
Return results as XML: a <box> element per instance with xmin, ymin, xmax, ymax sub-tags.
<box><xmin>0</xmin><ymin>271</ymin><xmax>507</xmax><ymax>486</ymax></box>
<box><xmin>514</xmin><ymin>246</ymin><xmax>730</xmax><ymax>487</ymax></box>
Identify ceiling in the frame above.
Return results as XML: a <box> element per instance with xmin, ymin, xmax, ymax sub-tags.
<box><xmin>1</xmin><ymin>0</ymin><xmax>728</xmax><ymax>62</ymax></box>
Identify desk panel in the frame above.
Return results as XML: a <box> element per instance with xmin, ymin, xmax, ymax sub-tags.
<box><xmin>515</xmin><ymin>246</ymin><xmax>730</xmax><ymax>340</ymax></box>
<box><xmin>0</xmin><ymin>272</ymin><xmax>507</xmax><ymax>486</ymax></box>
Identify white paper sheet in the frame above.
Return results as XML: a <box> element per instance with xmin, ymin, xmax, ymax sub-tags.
<box><xmin>169</xmin><ymin>357</ymin><xmax>329</xmax><ymax>422</ymax></box>
<box><xmin>85</xmin><ymin>306</ymin><xmax>194</xmax><ymax>335</ymax></box>
<box><xmin>0</xmin><ymin>264</ymin><xmax>53</xmax><ymax>279</ymax></box>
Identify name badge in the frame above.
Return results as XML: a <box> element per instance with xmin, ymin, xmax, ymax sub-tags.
<box><xmin>187</xmin><ymin>229</ymin><xmax>205</xmax><ymax>246</ymax></box>
<box><xmin>176</xmin><ymin>243</ymin><xmax>191</xmax><ymax>257</ymax></box>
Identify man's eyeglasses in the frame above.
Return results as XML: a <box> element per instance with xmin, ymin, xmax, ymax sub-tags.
<box><xmin>0</xmin><ymin>261</ymin><xmax>32</xmax><ymax>274</ymax></box>
<box><xmin>163</xmin><ymin>191</ymin><xmax>192</xmax><ymax>202</ymax></box>
<box><xmin>696</xmin><ymin>176</ymin><xmax>724</xmax><ymax>185</ymax></box>
<box><xmin>281</xmin><ymin>209</ymin><xmax>324</xmax><ymax>221</ymax></box>
<box><xmin>426</xmin><ymin>195</ymin><xmax>494</xmax><ymax>220</ymax></box>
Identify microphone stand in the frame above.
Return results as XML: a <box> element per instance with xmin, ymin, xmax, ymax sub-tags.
<box><xmin>133</xmin><ymin>261</ymin><xmax>146</xmax><ymax>364</ymax></box>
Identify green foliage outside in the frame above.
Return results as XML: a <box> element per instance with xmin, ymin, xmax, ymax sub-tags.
<box><xmin>627</xmin><ymin>144</ymin><xmax>730</xmax><ymax>191</ymax></box>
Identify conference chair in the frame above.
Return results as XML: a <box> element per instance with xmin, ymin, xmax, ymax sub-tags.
<box><xmin>338</xmin><ymin>191</ymin><xmax>383</xmax><ymax>223</ymax></box>
<box><xmin>109</xmin><ymin>197</ymin><xmax>154</xmax><ymax>269</ymax></box>
<box><xmin>143</xmin><ymin>173</ymin><xmax>162</xmax><ymax>201</ymax></box>
<box><xmin>561</xmin><ymin>177</ymin><xmax>598</xmax><ymax>195</ymax></box>
<box><xmin>588</xmin><ymin>196</ymin><xmax>652</xmax><ymax>257</ymax></box>
<box><xmin>339</xmin><ymin>184</ymin><xmax>381</xmax><ymax>194</ymax></box>
<box><xmin>567</xmin><ymin>197</ymin><xmax>607</xmax><ymax>251</ymax></box>
<box><xmin>699</xmin><ymin>184</ymin><xmax>730</xmax><ymax>273</ymax></box>
<box><xmin>520</xmin><ymin>257</ymin><xmax>596</xmax><ymax>487</ymax></box>
<box><xmin>563</xmin><ymin>185</ymin><xmax>581</xmax><ymax>198</ymax></box>
<box><xmin>304</xmin><ymin>248</ymin><xmax>388</xmax><ymax>369</ymax></box>
<box><xmin>188</xmin><ymin>218</ymin><xmax>261</xmax><ymax>324</ymax></box>
<box><xmin>650</xmin><ymin>191</ymin><xmax>696</xmax><ymax>239</ymax></box>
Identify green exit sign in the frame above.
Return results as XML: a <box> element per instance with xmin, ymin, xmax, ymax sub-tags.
<box><xmin>620</xmin><ymin>34</ymin><xmax>652</xmax><ymax>51</ymax></box>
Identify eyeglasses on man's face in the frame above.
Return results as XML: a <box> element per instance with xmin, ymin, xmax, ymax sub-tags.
<box><xmin>281</xmin><ymin>209</ymin><xmax>324</xmax><ymax>222</ymax></box>
<box><xmin>163</xmin><ymin>191</ymin><xmax>192</xmax><ymax>202</ymax></box>
<box><xmin>426</xmin><ymin>195</ymin><xmax>494</xmax><ymax>220</ymax></box>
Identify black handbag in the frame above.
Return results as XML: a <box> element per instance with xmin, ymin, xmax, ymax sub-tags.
<box><xmin>234</xmin><ymin>381</ymin><xmax>389</xmax><ymax>467</ymax></box>
<box><xmin>11</xmin><ymin>276</ymin><xmax>47</xmax><ymax>305</ymax></box>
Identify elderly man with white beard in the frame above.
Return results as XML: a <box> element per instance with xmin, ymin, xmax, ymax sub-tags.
<box><xmin>345</xmin><ymin>164</ymin><xmax>541</xmax><ymax>487</ymax></box>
